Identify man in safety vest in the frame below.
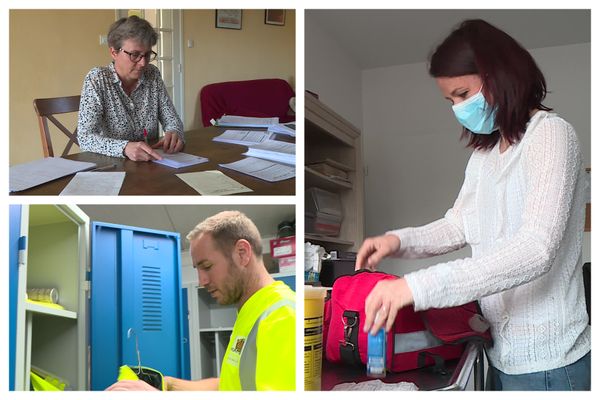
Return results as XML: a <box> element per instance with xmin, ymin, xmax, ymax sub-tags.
<box><xmin>107</xmin><ymin>210</ymin><xmax>295</xmax><ymax>391</ymax></box>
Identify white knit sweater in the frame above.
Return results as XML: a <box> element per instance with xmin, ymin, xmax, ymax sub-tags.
<box><xmin>389</xmin><ymin>111</ymin><xmax>590</xmax><ymax>374</ymax></box>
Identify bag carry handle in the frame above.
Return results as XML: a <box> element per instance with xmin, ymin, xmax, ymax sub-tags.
<box><xmin>340</xmin><ymin>310</ymin><xmax>362</xmax><ymax>367</ymax></box>
<box><xmin>417</xmin><ymin>351</ymin><xmax>448</xmax><ymax>375</ymax></box>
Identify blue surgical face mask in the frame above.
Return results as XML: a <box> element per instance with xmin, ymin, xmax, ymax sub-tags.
<box><xmin>451</xmin><ymin>87</ymin><xmax>497</xmax><ymax>134</ymax></box>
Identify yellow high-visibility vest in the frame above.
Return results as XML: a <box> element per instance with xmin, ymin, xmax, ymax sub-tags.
<box><xmin>219</xmin><ymin>281</ymin><xmax>296</xmax><ymax>391</ymax></box>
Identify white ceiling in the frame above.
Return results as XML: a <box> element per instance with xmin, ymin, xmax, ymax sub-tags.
<box><xmin>306</xmin><ymin>9</ymin><xmax>591</xmax><ymax>69</ymax></box>
<box><xmin>79</xmin><ymin>204</ymin><xmax>295</xmax><ymax>251</ymax></box>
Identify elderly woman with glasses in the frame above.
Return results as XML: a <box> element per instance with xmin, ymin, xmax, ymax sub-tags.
<box><xmin>78</xmin><ymin>16</ymin><xmax>184</xmax><ymax>161</ymax></box>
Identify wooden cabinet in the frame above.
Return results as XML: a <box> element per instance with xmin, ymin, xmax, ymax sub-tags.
<box><xmin>305</xmin><ymin>92</ymin><xmax>364</xmax><ymax>251</ymax></box>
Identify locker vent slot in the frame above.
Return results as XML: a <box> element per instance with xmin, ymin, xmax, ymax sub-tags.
<box><xmin>142</xmin><ymin>265</ymin><xmax>162</xmax><ymax>331</ymax></box>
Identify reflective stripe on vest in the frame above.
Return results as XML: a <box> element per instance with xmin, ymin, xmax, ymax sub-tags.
<box><xmin>238</xmin><ymin>299</ymin><xmax>295</xmax><ymax>390</ymax></box>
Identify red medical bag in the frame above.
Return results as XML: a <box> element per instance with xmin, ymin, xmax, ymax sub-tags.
<box><xmin>324</xmin><ymin>270</ymin><xmax>492</xmax><ymax>372</ymax></box>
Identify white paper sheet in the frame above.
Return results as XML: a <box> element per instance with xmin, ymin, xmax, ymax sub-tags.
<box><xmin>219</xmin><ymin>157</ymin><xmax>295</xmax><ymax>182</ymax></box>
<box><xmin>176</xmin><ymin>170</ymin><xmax>252</xmax><ymax>195</ymax></box>
<box><xmin>268</xmin><ymin>122</ymin><xmax>296</xmax><ymax>137</ymax></box>
<box><xmin>9</xmin><ymin>157</ymin><xmax>97</xmax><ymax>192</ymax></box>
<box><xmin>243</xmin><ymin>140</ymin><xmax>295</xmax><ymax>165</ymax></box>
<box><xmin>59</xmin><ymin>171</ymin><xmax>126</xmax><ymax>196</ymax></box>
<box><xmin>332</xmin><ymin>379</ymin><xmax>419</xmax><ymax>391</ymax></box>
<box><xmin>212</xmin><ymin>115</ymin><xmax>279</xmax><ymax>128</ymax></box>
<box><xmin>152</xmin><ymin>150</ymin><xmax>209</xmax><ymax>169</ymax></box>
<box><xmin>212</xmin><ymin>130</ymin><xmax>272</xmax><ymax>146</ymax></box>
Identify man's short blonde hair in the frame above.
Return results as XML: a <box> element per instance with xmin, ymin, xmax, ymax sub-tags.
<box><xmin>187</xmin><ymin>211</ymin><xmax>263</xmax><ymax>258</ymax></box>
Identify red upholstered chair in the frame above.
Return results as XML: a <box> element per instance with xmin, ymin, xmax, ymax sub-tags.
<box><xmin>200</xmin><ymin>78</ymin><xmax>295</xmax><ymax>127</ymax></box>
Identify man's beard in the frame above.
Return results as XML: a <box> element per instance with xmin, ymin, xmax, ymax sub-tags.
<box><xmin>217</xmin><ymin>260</ymin><xmax>245</xmax><ymax>305</ymax></box>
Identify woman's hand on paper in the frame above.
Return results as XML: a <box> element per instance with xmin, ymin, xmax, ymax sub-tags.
<box><xmin>152</xmin><ymin>131</ymin><xmax>184</xmax><ymax>154</ymax></box>
<box><xmin>355</xmin><ymin>234</ymin><xmax>401</xmax><ymax>271</ymax></box>
<box><xmin>124</xmin><ymin>141</ymin><xmax>162</xmax><ymax>161</ymax></box>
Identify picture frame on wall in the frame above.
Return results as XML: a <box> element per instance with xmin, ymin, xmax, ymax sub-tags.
<box><xmin>265</xmin><ymin>9</ymin><xmax>285</xmax><ymax>26</ymax></box>
<box><xmin>215</xmin><ymin>10</ymin><xmax>242</xmax><ymax>30</ymax></box>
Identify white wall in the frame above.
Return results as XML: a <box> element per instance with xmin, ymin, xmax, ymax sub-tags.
<box><xmin>362</xmin><ymin>61</ymin><xmax>472</xmax><ymax>272</ymax></box>
<box><xmin>530</xmin><ymin>43</ymin><xmax>591</xmax><ymax>166</ymax></box>
<box><xmin>181</xmin><ymin>251</ymin><xmax>197</xmax><ymax>286</ymax></box>
<box><xmin>362</xmin><ymin>42</ymin><xmax>591</xmax><ymax>274</ymax></box>
<box><xmin>305</xmin><ymin>14</ymin><xmax>363</xmax><ymax>129</ymax></box>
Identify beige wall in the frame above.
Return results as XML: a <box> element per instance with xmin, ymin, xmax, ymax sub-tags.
<box><xmin>9</xmin><ymin>9</ymin><xmax>296</xmax><ymax>165</ymax></box>
<box><xmin>10</xmin><ymin>10</ymin><xmax>115</xmax><ymax>165</ymax></box>
<box><xmin>182</xmin><ymin>9</ymin><xmax>296</xmax><ymax>130</ymax></box>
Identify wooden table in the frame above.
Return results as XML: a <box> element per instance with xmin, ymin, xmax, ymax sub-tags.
<box><xmin>12</xmin><ymin>126</ymin><xmax>295</xmax><ymax>195</ymax></box>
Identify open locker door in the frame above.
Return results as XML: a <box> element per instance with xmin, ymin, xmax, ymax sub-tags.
<box><xmin>9</xmin><ymin>205</ymin><xmax>22</xmax><ymax>391</ymax></box>
<box><xmin>90</xmin><ymin>222</ymin><xmax>185</xmax><ymax>390</ymax></box>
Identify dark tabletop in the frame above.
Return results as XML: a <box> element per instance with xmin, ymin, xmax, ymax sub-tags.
<box><xmin>12</xmin><ymin>126</ymin><xmax>295</xmax><ymax>196</ymax></box>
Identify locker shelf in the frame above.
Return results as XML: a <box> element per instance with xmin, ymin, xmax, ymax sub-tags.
<box><xmin>199</xmin><ymin>327</ymin><xmax>233</xmax><ymax>333</ymax></box>
<box><xmin>25</xmin><ymin>302</ymin><xmax>77</xmax><ymax>319</ymax></box>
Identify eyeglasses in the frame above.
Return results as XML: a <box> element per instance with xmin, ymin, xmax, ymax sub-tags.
<box><xmin>120</xmin><ymin>49</ymin><xmax>158</xmax><ymax>63</ymax></box>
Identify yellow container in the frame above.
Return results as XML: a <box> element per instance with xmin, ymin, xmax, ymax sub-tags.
<box><xmin>304</xmin><ymin>286</ymin><xmax>328</xmax><ymax>391</ymax></box>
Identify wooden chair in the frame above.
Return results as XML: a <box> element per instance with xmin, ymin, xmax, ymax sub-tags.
<box><xmin>33</xmin><ymin>95</ymin><xmax>81</xmax><ymax>157</ymax></box>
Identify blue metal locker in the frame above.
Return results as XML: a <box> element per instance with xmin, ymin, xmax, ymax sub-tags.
<box><xmin>90</xmin><ymin>222</ymin><xmax>185</xmax><ymax>390</ymax></box>
<box><xmin>181</xmin><ymin>288</ymin><xmax>191</xmax><ymax>380</ymax></box>
<box><xmin>9</xmin><ymin>205</ymin><xmax>22</xmax><ymax>391</ymax></box>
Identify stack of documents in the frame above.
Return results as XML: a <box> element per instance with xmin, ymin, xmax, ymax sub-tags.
<box><xmin>307</xmin><ymin>159</ymin><xmax>352</xmax><ymax>184</ymax></box>
<box><xmin>211</xmin><ymin>115</ymin><xmax>279</xmax><ymax>128</ymax></box>
<box><xmin>244</xmin><ymin>140</ymin><xmax>295</xmax><ymax>166</ymax></box>
<box><xmin>152</xmin><ymin>150</ymin><xmax>209</xmax><ymax>169</ymax></box>
<box><xmin>219</xmin><ymin>157</ymin><xmax>295</xmax><ymax>182</ymax></box>
<box><xmin>9</xmin><ymin>157</ymin><xmax>97</xmax><ymax>192</ymax></box>
<box><xmin>211</xmin><ymin>127</ymin><xmax>295</xmax><ymax>183</ymax></box>
<box><xmin>212</xmin><ymin>130</ymin><xmax>272</xmax><ymax>146</ymax></box>
<box><xmin>268</xmin><ymin>122</ymin><xmax>296</xmax><ymax>137</ymax></box>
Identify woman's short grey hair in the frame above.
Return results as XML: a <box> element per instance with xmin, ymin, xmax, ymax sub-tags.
<box><xmin>187</xmin><ymin>211</ymin><xmax>263</xmax><ymax>258</ymax></box>
<box><xmin>107</xmin><ymin>16</ymin><xmax>158</xmax><ymax>50</ymax></box>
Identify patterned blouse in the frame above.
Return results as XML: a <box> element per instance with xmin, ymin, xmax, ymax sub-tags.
<box><xmin>77</xmin><ymin>62</ymin><xmax>184</xmax><ymax>157</ymax></box>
